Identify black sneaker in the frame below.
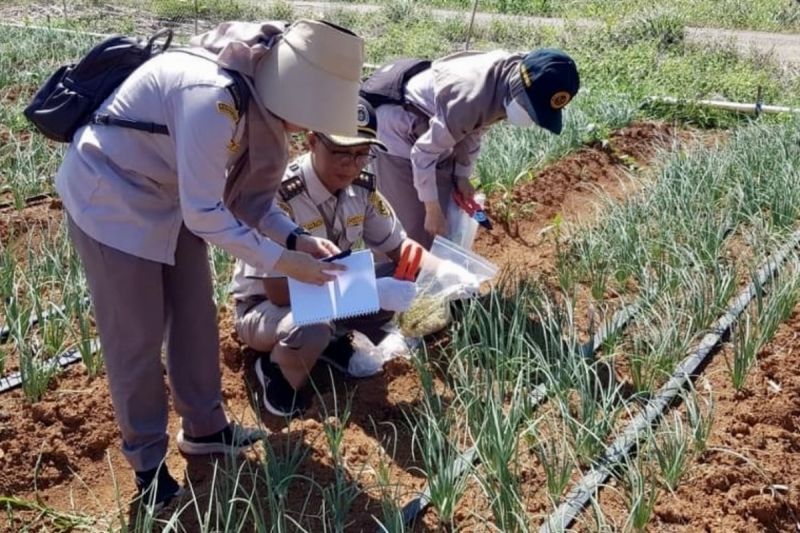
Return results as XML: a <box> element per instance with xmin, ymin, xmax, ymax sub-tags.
<box><xmin>254</xmin><ymin>357</ymin><xmax>310</xmax><ymax>418</ymax></box>
<box><xmin>319</xmin><ymin>334</ymin><xmax>355</xmax><ymax>374</ymax></box>
<box><xmin>135</xmin><ymin>464</ymin><xmax>183</xmax><ymax>512</ymax></box>
<box><xmin>176</xmin><ymin>423</ymin><xmax>266</xmax><ymax>455</ymax></box>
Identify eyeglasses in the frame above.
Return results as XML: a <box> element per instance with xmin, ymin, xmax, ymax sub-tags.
<box><xmin>318</xmin><ymin>135</ymin><xmax>376</xmax><ymax>168</ymax></box>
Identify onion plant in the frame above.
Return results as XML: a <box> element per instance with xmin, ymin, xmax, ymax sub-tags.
<box><xmin>69</xmin><ymin>295</ymin><xmax>103</xmax><ymax>377</ymax></box>
<box><xmin>19</xmin><ymin>344</ymin><xmax>58</xmax><ymax>403</ymax></box>
<box><xmin>650</xmin><ymin>412</ymin><xmax>691</xmax><ymax>491</ymax></box>
<box><xmin>557</xmin><ymin>360</ymin><xmax>624</xmax><ymax>466</ymax></box>
<box><xmin>727</xmin><ymin>312</ymin><xmax>759</xmax><ymax>391</ymax></box>
<box><xmin>209</xmin><ymin>245</ymin><xmax>235</xmax><ymax>310</ymax></box>
<box><xmin>683</xmin><ymin>383</ymin><xmax>714</xmax><ymax>454</ymax></box>
<box><xmin>470</xmin><ymin>374</ymin><xmax>530</xmax><ymax>532</ymax></box>
<box><xmin>525</xmin><ymin>417</ymin><xmax>575</xmax><ymax>505</ymax></box>
<box><xmin>754</xmin><ymin>260</ymin><xmax>800</xmax><ymax>343</ymax></box>
<box><xmin>372</xmin><ymin>453</ymin><xmax>406</xmax><ymax>533</ymax></box>
<box><xmin>408</xmin><ymin>349</ymin><xmax>469</xmax><ymax>527</ymax></box>
<box><xmin>620</xmin><ymin>452</ymin><xmax>659</xmax><ymax>533</ymax></box>
<box><xmin>321</xmin><ymin>389</ymin><xmax>361</xmax><ymax>532</ymax></box>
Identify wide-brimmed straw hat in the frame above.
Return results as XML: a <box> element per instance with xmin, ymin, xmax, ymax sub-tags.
<box><xmin>254</xmin><ymin>19</ymin><xmax>364</xmax><ymax>136</ymax></box>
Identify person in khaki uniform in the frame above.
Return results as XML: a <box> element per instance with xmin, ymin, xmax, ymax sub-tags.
<box><xmin>54</xmin><ymin>20</ymin><xmax>364</xmax><ymax>509</ymax></box>
<box><xmin>231</xmin><ymin>98</ymin><xmax>423</xmax><ymax>417</ymax></box>
<box><xmin>364</xmin><ymin>48</ymin><xmax>580</xmax><ymax>249</ymax></box>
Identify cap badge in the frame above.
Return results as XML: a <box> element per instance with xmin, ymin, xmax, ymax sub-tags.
<box><xmin>356</xmin><ymin>104</ymin><xmax>369</xmax><ymax>127</ymax></box>
<box><xmin>550</xmin><ymin>91</ymin><xmax>571</xmax><ymax>109</ymax></box>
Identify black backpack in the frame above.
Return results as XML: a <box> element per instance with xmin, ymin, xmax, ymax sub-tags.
<box><xmin>360</xmin><ymin>58</ymin><xmax>431</xmax><ymax>109</ymax></box>
<box><xmin>24</xmin><ymin>29</ymin><xmax>176</xmax><ymax>143</ymax></box>
<box><xmin>24</xmin><ymin>30</ymin><xmax>251</xmax><ymax>143</ymax></box>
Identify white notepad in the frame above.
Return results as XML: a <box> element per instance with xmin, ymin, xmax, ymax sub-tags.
<box><xmin>288</xmin><ymin>249</ymin><xmax>380</xmax><ymax>326</ymax></box>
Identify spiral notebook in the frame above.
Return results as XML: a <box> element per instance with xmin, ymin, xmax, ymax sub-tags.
<box><xmin>288</xmin><ymin>249</ymin><xmax>380</xmax><ymax>326</ymax></box>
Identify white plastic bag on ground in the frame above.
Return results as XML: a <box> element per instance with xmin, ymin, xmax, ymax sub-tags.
<box><xmin>347</xmin><ymin>330</ymin><xmax>416</xmax><ymax>377</ymax></box>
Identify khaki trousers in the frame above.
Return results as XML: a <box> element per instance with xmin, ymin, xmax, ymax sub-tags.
<box><xmin>374</xmin><ymin>152</ymin><xmax>455</xmax><ymax>250</ymax></box>
<box><xmin>234</xmin><ymin>264</ymin><xmax>396</xmax><ymax>364</ymax></box>
<box><xmin>68</xmin><ymin>217</ymin><xmax>227</xmax><ymax>472</ymax></box>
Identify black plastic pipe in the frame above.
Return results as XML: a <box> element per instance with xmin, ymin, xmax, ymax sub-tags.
<box><xmin>540</xmin><ymin>229</ymin><xmax>800</xmax><ymax>533</ymax></box>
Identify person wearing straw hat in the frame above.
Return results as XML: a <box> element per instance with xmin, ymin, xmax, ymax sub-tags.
<box><xmin>230</xmin><ymin>98</ymin><xmax>425</xmax><ymax>418</ymax></box>
<box><xmin>362</xmin><ymin>48</ymin><xmax>580</xmax><ymax>249</ymax></box>
<box><xmin>54</xmin><ymin>19</ymin><xmax>364</xmax><ymax>510</ymax></box>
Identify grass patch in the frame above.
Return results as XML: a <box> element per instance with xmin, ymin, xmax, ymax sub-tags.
<box><xmin>328</xmin><ymin>0</ymin><xmax>800</xmax><ymax>32</ymax></box>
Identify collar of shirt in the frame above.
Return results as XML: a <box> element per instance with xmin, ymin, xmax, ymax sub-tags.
<box><xmin>298</xmin><ymin>153</ymin><xmax>356</xmax><ymax>206</ymax></box>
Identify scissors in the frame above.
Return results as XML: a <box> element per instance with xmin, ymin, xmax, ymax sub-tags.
<box><xmin>394</xmin><ymin>243</ymin><xmax>423</xmax><ymax>281</ymax></box>
<box><xmin>452</xmin><ymin>191</ymin><xmax>493</xmax><ymax>230</ymax></box>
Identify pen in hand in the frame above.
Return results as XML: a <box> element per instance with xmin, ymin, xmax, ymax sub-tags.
<box><xmin>321</xmin><ymin>249</ymin><xmax>352</xmax><ymax>263</ymax></box>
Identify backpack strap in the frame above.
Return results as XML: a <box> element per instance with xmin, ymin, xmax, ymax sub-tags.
<box><xmin>224</xmin><ymin>70</ymin><xmax>250</xmax><ymax>116</ymax></box>
<box><xmin>90</xmin><ymin>113</ymin><xmax>170</xmax><ymax>135</ymax></box>
<box><xmin>90</xmin><ymin>51</ymin><xmax>251</xmax><ymax>137</ymax></box>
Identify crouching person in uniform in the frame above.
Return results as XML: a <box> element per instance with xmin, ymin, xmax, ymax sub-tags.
<box><xmin>54</xmin><ymin>20</ymin><xmax>365</xmax><ymax>509</ymax></box>
<box><xmin>363</xmin><ymin>49</ymin><xmax>580</xmax><ymax>248</ymax></box>
<box><xmin>231</xmin><ymin>98</ymin><xmax>423</xmax><ymax>418</ymax></box>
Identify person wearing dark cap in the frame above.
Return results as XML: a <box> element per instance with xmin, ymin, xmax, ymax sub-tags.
<box><xmin>231</xmin><ymin>98</ymin><xmax>425</xmax><ymax>418</ymax></box>
<box><xmin>362</xmin><ymin>48</ymin><xmax>580</xmax><ymax>248</ymax></box>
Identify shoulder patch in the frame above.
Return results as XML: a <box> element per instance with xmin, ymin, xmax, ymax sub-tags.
<box><xmin>226</xmin><ymin>138</ymin><xmax>241</xmax><ymax>154</ymax></box>
<box><xmin>279</xmin><ymin>174</ymin><xmax>305</xmax><ymax>202</ymax></box>
<box><xmin>353</xmin><ymin>171</ymin><xmax>376</xmax><ymax>191</ymax></box>
<box><xmin>217</xmin><ymin>101</ymin><xmax>239</xmax><ymax>123</ymax></box>
<box><xmin>369</xmin><ymin>191</ymin><xmax>392</xmax><ymax>217</ymax></box>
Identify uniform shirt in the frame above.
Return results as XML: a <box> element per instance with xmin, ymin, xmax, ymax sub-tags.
<box><xmin>230</xmin><ymin>153</ymin><xmax>406</xmax><ymax>301</ymax></box>
<box><xmin>378</xmin><ymin>50</ymin><xmax>515</xmax><ymax>203</ymax></box>
<box><xmin>55</xmin><ymin>51</ymin><xmax>295</xmax><ymax>271</ymax></box>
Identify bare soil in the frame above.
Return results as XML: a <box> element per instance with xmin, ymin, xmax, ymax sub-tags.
<box><xmin>592</xmin><ymin>306</ymin><xmax>800</xmax><ymax>533</ymax></box>
<box><xmin>5</xmin><ymin>122</ymin><xmax>793</xmax><ymax>532</ymax></box>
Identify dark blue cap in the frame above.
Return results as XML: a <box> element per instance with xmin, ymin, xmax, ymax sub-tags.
<box><xmin>510</xmin><ymin>48</ymin><xmax>580</xmax><ymax>134</ymax></box>
<box><xmin>323</xmin><ymin>97</ymin><xmax>387</xmax><ymax>151</ymax></box>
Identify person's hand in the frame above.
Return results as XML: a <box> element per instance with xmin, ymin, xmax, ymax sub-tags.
<box><xmin>295</xmin><ymin>234</ymin><xmax>340</xmax><ymax>259</ymax></box>
<box><xmin>274</xmin><ymin>249</ymin><xmax>345</xmax><ymax>285</ymax></box>
<box><xmin>424</xmin><ymin>201</ymin><xmax>448</xmax><ymax>237</ymax></box>
<box><xmin>455</xmin><ymin>177</ymin><xmax>476</xmax><ymax>202</ymax></box>
<box><xmin>376</xmin><ymin>277</ymin><xmax>417</xmax><ymax>312</ymax></box>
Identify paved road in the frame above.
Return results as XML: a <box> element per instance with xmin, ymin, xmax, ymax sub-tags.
<box><xmin>291</xmin><ymin>1</ymin><xmax>800</xmax><ymax>65</ymax></box>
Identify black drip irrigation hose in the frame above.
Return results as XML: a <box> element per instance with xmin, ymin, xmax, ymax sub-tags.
<box><xmin>0</xmin><ymin>192</ymin><xmax>55</xmax><ymax>211</ymax></box>
<box><xmin>540</xmin><ymin>228</ymin><xmax>800</xmax><ymax>533</ymax></box>
<box><xmin>0</xmin><ymin>339</ymin><xmax>97</xmax><ymax>394</ymax></box>
<box><xmin>395</xmin><ymin>300</ymin><xmax>641</xmax><ymax>529</ymax></box>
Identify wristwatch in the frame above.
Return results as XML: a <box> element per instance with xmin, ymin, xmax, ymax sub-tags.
<box><xmin>286</xmin><ymin>226</ymin><xmax>311</xmax><ymax>250</ymax></box>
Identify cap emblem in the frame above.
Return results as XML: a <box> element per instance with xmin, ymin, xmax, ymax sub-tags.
<box><xmin>551</xmin><ymin>91</ymin><xmax>571</xmax><ymax>109</ymax></box>
<box><xmin>356</xmin><ymin>103</ymin><xmax>369</xmax><ymax>127</ymax></box>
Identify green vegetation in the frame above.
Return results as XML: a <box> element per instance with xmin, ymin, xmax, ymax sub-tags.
<box><xmin>328</xmin><ymin>0</ymin><xmax>800</xmax><ymax>32</ymax></box>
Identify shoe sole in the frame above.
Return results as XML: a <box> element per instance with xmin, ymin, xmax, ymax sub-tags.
<box><xmin>254</xmin><ymin>359</ymin><xmax>299</xmax><ymax>418</ymax></box>
<box><xmin>176</xmin><ymin>430</ymin><xmax>261</xmax><ymax>456</ymax></box>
